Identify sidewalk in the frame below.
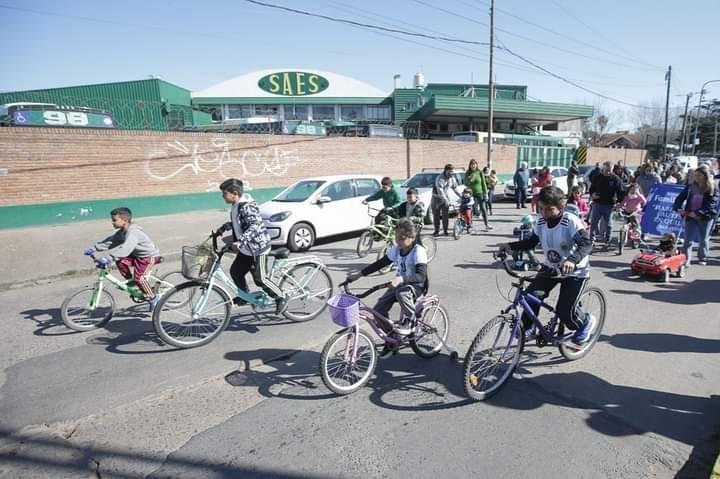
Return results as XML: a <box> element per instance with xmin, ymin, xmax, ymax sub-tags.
<box><xmin>1</xmin><ymin>209</ymin><xmax>229</xmax><ymax>290</ymax></box>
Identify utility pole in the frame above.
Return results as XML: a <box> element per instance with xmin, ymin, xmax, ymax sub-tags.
<box><xmin>714</xmin><ymin>118</ymin><xmax>718</xmax><ymax>157</ymax></box>
<box><xmin>486</xmin><ymin>0</ymin><xmax>495</xmax><ymax>168</ymax></box>
<box><xmin>662</xmin><ymin>65</ymin><xmax>671</xmax><ymax>161</ymax></box>
<box><xmin>691</xmin><ymin>80</ymin><xmax>720</xmax><ymax>154</ymax></box>
<box><xmin>679</xmin><ymin>92</ymin><xmax>692</xmax><ymax>153</ymax></box>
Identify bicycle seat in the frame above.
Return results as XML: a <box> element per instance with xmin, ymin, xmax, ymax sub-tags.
<box><xmin>530</xmin><ymin>290</ymin><xmax>547</xmax><ymax>299</ymax></box>
<box><xmin>269</xmin><ymin>248</ymin><xmax>290</xmax><ymax>259</ymax></box>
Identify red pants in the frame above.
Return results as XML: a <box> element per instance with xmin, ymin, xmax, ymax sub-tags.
<box><xmin>116</xmin><ymin>256</ymin><xmax>158</xmax><ymax>297</ymax></box>
<box><xmin>461</xmin><ymin>209</ymin><xmax>473</xmax><ymax>225</ymax></box>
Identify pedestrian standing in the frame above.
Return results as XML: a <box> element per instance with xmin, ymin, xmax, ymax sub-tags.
<box><xmin>588</xmin><ymin>161</ymin><xmax>622</xmax><ymax>243</ymax></box>
<box><xmin>513</xmin><ymin>162</ymin><xmax>530</xmax><ymax>209</ymax></box>
<box><xmin>673</xmin><ymin>165</ymin><xmax>717</xmax><ymax>266</ymax></box>
<box><xmin>567</xmin><ymin>160</ymin><xmax>580</xmax><ymax>196</ymax></box>
<box><xmin>486</xmin><ymin>168</ymin><xmax>498</xmax><ymax>215</ymax></box>
<box><xmin>431</xmin><ymin>163</ymin><xmax>459</xmax><ymax>236</ymax></box>
<box><xmin>464</xmin><ymin>159</ymin><xmax>493</xmax><ymax>231</ymax></box>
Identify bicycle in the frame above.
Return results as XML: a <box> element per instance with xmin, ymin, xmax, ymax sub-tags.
<box><xmin>152</xmin><ymin>231</ymin><xmax>333</xmax><ymax>348</ymax></box>
<box><xmin>614</xmin><ymin>207</ymin><xmax>644</xmax><ymax>255</ymax></box>
<box><xmin>356</xmin><ymin>205</ymin><xmax>437</xmax><ymax>272</ymax></box>
<box><xmin>60</xmin><ymin>251</ymin><xmax>185</xmax><ymax>332</ymax></box>
<box><xmin>463</xmin><ymin>251</ymin><xmax>606</xmax><ymax>401</ymax></box>
<box><xmin>451</xmin><ymin>204</ymin><xmax>473</xmax><ymax>240</ymax></box>
<box><xmin>319</xmin><ymin>279</ymin><xmax>452</xmax><ymax>395</ymax></box>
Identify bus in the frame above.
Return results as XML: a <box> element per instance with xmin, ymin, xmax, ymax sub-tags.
<box><xmin>451</xmin><ymin>131</ymin><xmax>564</xmax><ymax>147</ymax></box>
<box><xmin>0</xmin><ymin>103</ymin><xmax>114</xmax><ymax>128</ymax></box>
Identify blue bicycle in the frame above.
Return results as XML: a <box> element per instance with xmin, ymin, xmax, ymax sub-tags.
<box><xmin>463</xmin><ymin>251</ymin><xmax>606</xmax><ymax>401</ymax></box>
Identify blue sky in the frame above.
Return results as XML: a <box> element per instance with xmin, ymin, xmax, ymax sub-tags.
<box><xmin>2</xmin><ymin>0</ymin><xmax>719</xmax><ymax>128</ymax></box>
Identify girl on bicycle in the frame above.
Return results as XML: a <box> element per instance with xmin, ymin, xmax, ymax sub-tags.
<box><xmin>499</xmin><ymin>185</ymin><xmax>595</xmax><ymax>345</ymax></box>
<box><xmin>348</xmin><ymin>220</ymin><xmax>428</xmax><ymax>351</ymax></box>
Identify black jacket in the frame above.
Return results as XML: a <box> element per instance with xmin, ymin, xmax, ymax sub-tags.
<box><xmin>589</xmin><ymin>173</ymin><xmax>622</xmax><ymax>206</ymax></box>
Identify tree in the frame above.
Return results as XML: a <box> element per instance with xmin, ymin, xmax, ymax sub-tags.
<box><xmin>582</xmin><ymin>101</ymin><xmax>613</xmax><ymax>144</ymax></box>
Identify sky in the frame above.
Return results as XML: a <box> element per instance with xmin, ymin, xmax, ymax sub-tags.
<box><xmin>2</xmin><ymin>0</ymin><xmax>719</xmax><ymax>130</ymax></box>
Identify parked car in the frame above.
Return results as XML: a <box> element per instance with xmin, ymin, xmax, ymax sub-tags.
<box><xmin>398</xmin><ymin>168</ymin><xmax>465</xmax><ymax>224</ymax></box>
<box><xmin>503</xmin><ymin>166</ymin><xmax>569</xmax><ymax>199</ymax></box>
<box><xmin>259</xmin><ymin>175</ymin><xmax>383</xmax><ymax>251</ymax></box>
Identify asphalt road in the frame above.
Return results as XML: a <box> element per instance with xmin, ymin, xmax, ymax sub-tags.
<box><xmin>1</xmin><ymin>203</ymin><xmax>718</xmax><ymax>479</ymax></box>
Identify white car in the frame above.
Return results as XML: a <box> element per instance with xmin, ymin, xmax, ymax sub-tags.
<box><xmin>503</xmin><ymin>166</ymin><xmax>570</xmax><ymax>199</ymax></box>
<box><xmin>398</xmin><ymin>168</ymin><xmax>465</xmax><ymax>224</ymax></box>
<box><xmin>260</xmin><ymin>175</ymin><xmax>383</xmax><ymax>251</ymax></box>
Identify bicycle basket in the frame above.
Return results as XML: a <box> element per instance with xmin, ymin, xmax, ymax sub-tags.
<box><xmin>328</xmin><ymin>293</ymin><xmax>360</xmax><ymax>327</ymax></box>
<box><xmin>181</xmin><ymin>245</ymin><xmax>215</xmax><ymax>280</ymax></box>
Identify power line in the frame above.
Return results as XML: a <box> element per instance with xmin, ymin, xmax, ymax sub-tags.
<box><xmin>473</xmin><ymin>0</ymin><xmax>664</xmax><ymax>71</ymax></box>
<box><xmin>243</xmin><ymin>0</ymin><xmax>489</xmax><ymax>46</ymax></box>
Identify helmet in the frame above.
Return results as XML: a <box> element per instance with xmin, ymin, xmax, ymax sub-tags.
<box><xmin>520</xmin><ymin>214</ymin><xmax>536</xmax><ymax>227</ymax></box>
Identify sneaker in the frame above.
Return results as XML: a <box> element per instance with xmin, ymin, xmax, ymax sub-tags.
<box><xmin>147</xmin><ymin>296</ymin><xmax>160</xmax><ymax>312</ymax></box>
<box><xmin>275</xmin><ymin>297</ymin><xmax>288</xmax><ymax>314</ymax></box>
<box><xmin>432</xmin><ymin>231</ymin><xmax>440</xmax><ymax>237</ymax></box>
<box><xmin>378</xmin><ymin>342</ymin><xmax>397</xmax><ymax>359</ymax></box>
<box><xmin>466</xmin><ymin>227</ymin><xmax>472</xmax><ymax>233</ymax></box>
<box><xmin>573</xmin><ymin>313</ymin><xmax>596</xmax><ymax>344</ymax></box>
<box><xmin>443</xmin><ymin>231</ymin><xmax>450</xmax><ymax>236</ymax></box>
<box><xmin>394</xmin><ymin>318</ymin><xmax>415</xmax><ymax>335</ymax></box>
<box><xmin>698</xmin><ymin>260</ymin><xmax>707</xmax><ymax>266</ymax></box>
<box><xmin>486</xmin><ymin>225</ymin><xmax>494</xmax><ymax>231</ymax></box>
<box><xmin>232</xmin><ymin>296</ymin><xmax>248</xmax><ymax>306</ymax></box>
<box><xmin>514</xmin><ymin>325</ymin><xmax>536</xmax><ymax>341</ymax></box>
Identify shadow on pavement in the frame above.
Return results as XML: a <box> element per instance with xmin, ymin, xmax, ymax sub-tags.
<box><xmin>602</xmin><ymin>332</ymin><xmax>720</xmax><ymax>354</ymax></box>
<box><xmin>610</xmin><ymin>278</ymin><xmax>720</xmax><ymax>305</ymax></box>
<box><xmin>0</xmin><ymin>427</ymin><xmax>328</xmax><ymax>479</ymax></box>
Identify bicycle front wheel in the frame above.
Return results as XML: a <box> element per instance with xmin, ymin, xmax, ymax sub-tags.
<box><xmin>421</xmin><ymin>235</ymin><xmax>437</xmax><ymax>263</ymax></box>
<box><xmin>279</xmin><ymin>263</ymin><xmax>333</xmax><ymax>322</ymax></box>
<box><xmin>410</xmin><ymin>303</ymin><xmax>449</xmax><ymax>358</ymax></box>
<box><xmin>453</xmin><ymin>219</ymin><xmax>462</xmax><ymax>240</ymax></box>
<box><xmin>61</xmin><ymin>286</ymin><xmax>115</xmax><ymax>331</ymax></box>
<box><xmin>320</xmin><ymin>328</ymin><xmax>377</xmax><ymax>395</ymax></box>
<box><xmin>152</xmin><ymin>281</ymin><xmax>232</xmax><ymax>348</ymax></box>
<box><xmin>463</xmin><ymin>314</ymin><xmax>523</xmax><ymax>401</ymax></box>
<box><xmin>356</xmin><ymin>230</ymin><xmax>374</xmax><ymax>258</ymax></box>
<box><xmin>559</xmin><ymin>287</ymin><xmax>606</xmax><ymax>360</ymax></box>
<box><xmin>617</xmin><ymin>228</ymin><xmax>626</xmax><ymax>255</ymax></box>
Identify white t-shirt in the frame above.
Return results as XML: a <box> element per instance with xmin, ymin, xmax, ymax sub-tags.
<box><xmin>533</xmin><ymin>212</ymin><xmax>589</xmax><ymax>278</ymax></box>
<box><xmin>386</xmin><ymin>244</ymin><xmax>428</xmax><ymax>285</ymax></box>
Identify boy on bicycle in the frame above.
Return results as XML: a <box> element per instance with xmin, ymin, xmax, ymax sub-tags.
<box><xmin>217</xmin><ymin>178</ymin><xmax>285</xmax><ymax>313</ymax></box>
<box><xmin>87</xmin><ymin>207</ymin><xmax>160</xmax><ymax>311</ymax></box>
<box><xmin>362</xmin><ymin>176</ymin><xmax>402</xmax><ymax>230</ymax></box>
<box><xmin>498</xmin><ymin>185</ymin><xmax>595</xmax><ymax>345</ymax></box>
<box><xmin>348</xmin><ymin>219</ymin><xmax>428</xmax><ymax>355</ymax></box>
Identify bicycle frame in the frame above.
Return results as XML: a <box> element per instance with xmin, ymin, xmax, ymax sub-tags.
<box><xmin>88</xmin><ymin>263</ymin><xmax>168</xmax><ymax>308</ymax></box>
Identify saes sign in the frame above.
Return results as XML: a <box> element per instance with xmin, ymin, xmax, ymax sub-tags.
<box><xmin>258</xmin><ymin>71</ymin><xmax>329</xmax><ymax>96</ymax></box>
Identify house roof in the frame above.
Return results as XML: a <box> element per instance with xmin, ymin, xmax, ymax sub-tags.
<box><xmin>596</xmin><ymin>133</ymin><xmax>641</xmax><ymax>148</ymax></box>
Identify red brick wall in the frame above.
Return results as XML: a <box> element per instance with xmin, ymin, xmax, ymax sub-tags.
<box><xmin>0</xmin><ymin>128</ymin><xmax>518</xmax><ymax>207</ymax></box>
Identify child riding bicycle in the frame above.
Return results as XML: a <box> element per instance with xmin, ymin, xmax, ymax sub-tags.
<box><xmin>216</xmin><ymin>178</ymin><xmax>285</xmax><ymax>313</ymax></box>
<box><xmin>458</xmin><ymin>188</ymin><xmax>475</xmax><ymax>232</ymax></box>
<box><xmin>498</xmin><ymin>185</ymin><xmax>595</xmax><ymax>345</ymax></box>
<box><xmin>362</xmin><ymin>176</ymin><xmax>402</xmax><ymax>232</ymax></box>
<box><xmin>348</xmin><ymin>219</ymin><xmax>429</xmax><ymax>356</ymax></box>
<box><xmin>87</xmin><ymin>207</ymin><xmax>161</xmax><ymax>311</ymax></box>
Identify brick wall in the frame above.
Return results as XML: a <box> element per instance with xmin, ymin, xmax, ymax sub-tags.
<box><xmin>587</xmin><ymin>146</ymin><xmax>647</xmax><ymax>167</ymax></box>
<box><xmin>0</xmin><ymin>128</ymin><xmax>515</xmax><ymax>207</ymax></box>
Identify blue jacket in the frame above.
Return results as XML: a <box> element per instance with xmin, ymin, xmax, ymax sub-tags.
<box><xmin>513</xmin><ymin>168</ymin><xmax>529</xmax><ymax>187</ymax></box>
<box><xmin>673</xmin><ymin>185</ymin><xmax>717</xmax><ymax>221</ymax></box>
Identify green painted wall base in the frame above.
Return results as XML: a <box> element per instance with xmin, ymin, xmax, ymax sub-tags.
<box><xmin>0</xmin><ymin>187</ymin><xmax>285</xmax><ymax>230</ymax></box>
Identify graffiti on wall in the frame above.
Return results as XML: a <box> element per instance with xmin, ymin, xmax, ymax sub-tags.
<box><xmin>145</xmin><ymin>137</ymin><xmax>301</xmax><ymax>183</ymax></box>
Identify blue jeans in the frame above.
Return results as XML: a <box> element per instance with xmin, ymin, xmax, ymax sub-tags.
<box><xmin>515</xmin><ymin>187</ymin><xmax>527</xmax><ymax>208</ymax></box>
<box><xmin>683</xmin><ymin>217</ymin><xmax>712</xmax><ymax>263</ymax></box>
<box><xmin>590</xmin><ymin>204</ymin><xmax>613</xmax><ymax>242</ymax></box>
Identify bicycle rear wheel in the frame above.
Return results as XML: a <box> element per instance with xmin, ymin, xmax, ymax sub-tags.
<box><xmin>61</xmin><ymin>286</ymin><xmax>115</xmax><ymax>331</ymax></box>
<box><xmin>410</xmin><ymin>303</ymin><xmax>449</xmax><ymax>358</ymax></box>
<box><xmin>453</xmin><ymin>218</ymin><xmax>462</xmax><ymax>240</ymax></box>
<box><xmin>279</xmin><ymin>262</ymin><xmax>333</xmax><ymax>322</ymax></box>
<box><xmin>152</xmin><ymin>281</ymin><xmax>231</xmax><ymax>348</ymax></box>
<box><xmin>356</xmin><ymin>230</ymin><xmax>374</xmax><ymax>258</ymax></box>
<box><xmin>320</xmin><ymin>328</ymin><xmax>377</xmax><ymax>395</ymax></box>
<box><xmin>421</xmin><ymin>234</ymin><xmax>437</xmax><ymax>263</ymax></box>
<box><xmin>559</xmin><ymin>287</ymin><xmax>606</xmax><ymax>360</ymax></box>
<box><xmin>153</xmin><ymin>271</ymin><xmax>193</xmax><ymax>309</ymax></box>
<box><xmin>463</xmin><ymin>314</ymin><xmax>523</xmax><ymax>401</ymax></box>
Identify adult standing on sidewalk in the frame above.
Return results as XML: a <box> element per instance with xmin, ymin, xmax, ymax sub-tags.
<box><xmin>485</xmin><ymin>167</ymin><xmax>498</xmax><ymax>215</ymax></box>
<box><xmin>588</xmin><ymin>161</ymin><xmax>622</xmax><ymax>243</ymax></box>
<box><xmin>673</xmin><ymin>165</ymin><xmax>717</xmax><ymax>266</ymax></box>
<box><xmin>431</xmin><ymin>163</ymin><xmax>458</xmax><ymax>236</ymax></box>
<box><xmin>567</xmin><ymin>160</ymin><xmax>580</xmax><ymax>196</ymax></box>
<box><xmin>513</xmin><ymin>162</ymin><xmax>530</xmax><ymax>209</ymax></box>
<box><xmin>636</xmin><ymin>163</ymin><xmax>662</xmax><ymax>197</ymax></box>
<box><xmin>464</xmin><ymin>159</ymin><xmax>493</xmax><ymax>231</ymax></box>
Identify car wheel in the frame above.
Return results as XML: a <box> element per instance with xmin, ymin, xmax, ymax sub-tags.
<box><xmin>287</xmin><ymin>222</ymin><xmax>315</xmax><ymax>252</ymax></box>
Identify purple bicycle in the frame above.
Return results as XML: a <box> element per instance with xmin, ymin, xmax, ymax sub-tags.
<box><xmin>319</xmin><ymin>279</ymin><xmax>452</xmax><ymax>395</ymax></box>
<box><xmin>463</xmin><ymin>251</ymin><xmax>606</xmax><ymax>401</ymax></box>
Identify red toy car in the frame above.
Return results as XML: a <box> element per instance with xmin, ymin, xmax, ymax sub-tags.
<box><xmin>630</xmin><ymin>249</ymin><xmax>687</xmax><ymax>282</ymax></box>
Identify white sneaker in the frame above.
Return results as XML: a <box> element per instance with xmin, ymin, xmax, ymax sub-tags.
<box><xmin>394</xmin><ymin>318</ymin><xmax>415</xmax><ymax>335</ymax></box>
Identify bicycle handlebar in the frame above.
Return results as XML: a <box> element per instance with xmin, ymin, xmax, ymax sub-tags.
<box><xmin>340</xmin><ymin>279</ymin><xmax>392</xmax><ymax>299</ymax></box>
<box><xmin>494</xmin><ymin>250</ymin><xmax>563</xmax><ymax>281</ymax></box>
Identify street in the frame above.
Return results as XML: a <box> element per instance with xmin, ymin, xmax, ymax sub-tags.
<box><xmin>1</xmin><ymin>202</ymin><xmax>719</xmax><ymax>478</ymax></box>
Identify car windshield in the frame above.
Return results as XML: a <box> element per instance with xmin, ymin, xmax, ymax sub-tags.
<box><xmin>404</xmin><ymin>173</ymin><xmax>438</xmax><ymax>188</ymax></box>
<box><xmin>273</xmin><ymin>180</ymin><xmax>325</xmax><ymax>202</ymax></box>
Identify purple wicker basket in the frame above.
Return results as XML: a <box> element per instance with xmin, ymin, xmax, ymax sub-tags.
<box><xmin>328</xmin><ymin>293</ymin><xmax>360</xmax><ymax>327</ymax></box>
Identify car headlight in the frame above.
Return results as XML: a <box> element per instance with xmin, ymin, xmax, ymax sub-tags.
<box><xmin>269</xmin><ymin>211</ymin><xmax>292</xmax><ymax>222</ymax></box>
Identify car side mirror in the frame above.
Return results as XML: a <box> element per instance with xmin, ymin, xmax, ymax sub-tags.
<box><xmin>316</xmin><ymin>196</ymin><xmax>332</xmax><ymax>204</ymax></box>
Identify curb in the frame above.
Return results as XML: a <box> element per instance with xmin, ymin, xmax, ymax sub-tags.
<box><xmin>0</xmin><ymin>253</ymin><xmax>182</xmax><ymax>293</ymax></box>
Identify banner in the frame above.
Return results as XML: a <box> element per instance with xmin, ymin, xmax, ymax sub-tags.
<box><xmin>641</xmin><ymin>183</ymin><xmax>685</xmax><ymax>237</ymax></box>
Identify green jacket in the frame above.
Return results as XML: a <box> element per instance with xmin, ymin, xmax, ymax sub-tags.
<box><xmin>464</xmin><ymin>170</ymin><xmax>488</xmax><ymax>195</ymax></box>
<box><xmin>366</xmin><ymin>187</ymin><xmax>402</xmax><ymax>209</ymax></box>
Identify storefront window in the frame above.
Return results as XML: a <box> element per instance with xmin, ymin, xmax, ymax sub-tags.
<box><xmin>340</xmin><ymin>105</ymin><xmax>364</xmax><ymax>121</ymax></box>
<box><xmin>255</xmin><ymin>105</ymin><xmax>279</xmax><ymax>117</ymax></box>
<box><xmin>312</xmin><ymin>105</ymin><xmax>335</xmax><ymax>120</ymax></box>
<box><xmin>227</xmin><ymin>105</ymin><xmax>254</xmax><ymax>119</ymax></box>
<box><xmin>367</xmin><ymin>105</ymin><xmax>391</xmax><ymax>121</ymax></box>
<box><xmin>284</xmin><ymin>105</ymin><xmax>309</xmax><ymax>120</ymax></box>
